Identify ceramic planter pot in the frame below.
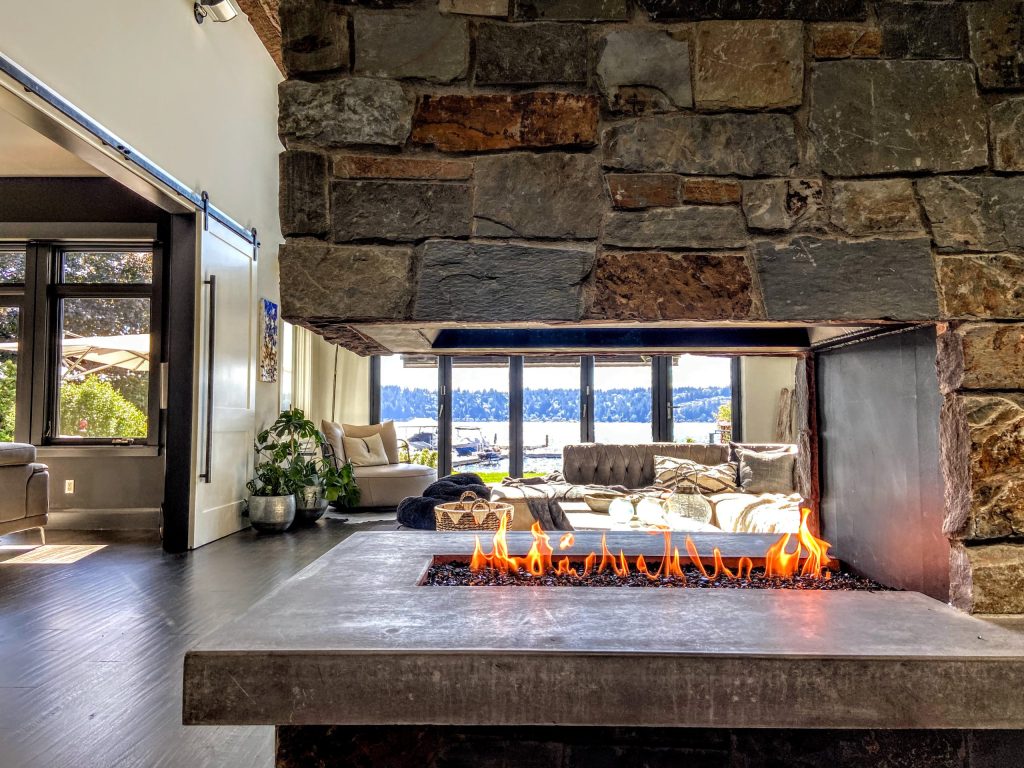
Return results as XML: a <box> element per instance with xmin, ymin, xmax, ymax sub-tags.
<box><xmin>248</xmin><ymin>494</ymin><xmax>296</xmax><ymax>533</ymax></box>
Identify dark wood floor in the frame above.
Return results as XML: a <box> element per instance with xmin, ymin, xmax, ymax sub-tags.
<box><xmin>0</xmin><ymin>516</ymin><xmax>393</xmax><ymax>768</ymax></box>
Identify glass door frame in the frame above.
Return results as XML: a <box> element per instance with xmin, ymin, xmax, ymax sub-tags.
<box><xmin>373</xmin><ymin>353</ymin><xmax>739</xmax><ymax>477</ymax></box>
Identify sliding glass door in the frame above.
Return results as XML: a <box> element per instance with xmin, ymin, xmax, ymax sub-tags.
<box><xmin>373</xmin><ymin>353</ymin><xmax>740</xmax><ymax>477</ymax></box>
<box><xmin>592</xmin><ymin>356</ymin><xmax>653</xmax><ymax>444</ymax></box>
<box><xmin>522</xmin><ymin>355</ymin><xmax>582</xmax><ymax>477</ymax></box>
<box><xmin>451</xmin><ymin>357</ymin><xmax>510</xmax><ymax>482</ymax></box>
<box><xmin>669</xmin><ymin>354</ymin><xmax>733</xmax><ymax>444</ymax></box>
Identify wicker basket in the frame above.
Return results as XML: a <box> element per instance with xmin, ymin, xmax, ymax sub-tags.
<box><xmin>434</xmin><ymin>491</ymin><xmax>514</xmax><ymax>532</ymax></box>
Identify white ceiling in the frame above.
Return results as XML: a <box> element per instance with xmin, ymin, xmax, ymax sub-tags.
<box><xmin>0</xmin><ymin>108</ymin><xmax>102</xmax><ymax>177</ymax></box>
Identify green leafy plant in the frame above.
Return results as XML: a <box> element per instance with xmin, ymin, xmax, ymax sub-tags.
<box><xmin>247</xmin><ymin>408</ymin><xmax>360</xmax><ymax>506</ymax></box>
<box><xmin>398</xmin><ymin>442</ymin><xmax>438</xmax><ymax>469</ymax></box>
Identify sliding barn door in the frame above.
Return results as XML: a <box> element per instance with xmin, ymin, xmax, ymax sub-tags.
<box><xmin>189</xmin><ymin>217</ymin><xmax>257</xmax><ymax>548</ymax></box>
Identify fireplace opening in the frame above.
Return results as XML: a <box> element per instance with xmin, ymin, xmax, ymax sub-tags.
<box><xmin>423</xmin><ymin>512</ymin><xmax>889</xmax><ymax>592</ymax></box>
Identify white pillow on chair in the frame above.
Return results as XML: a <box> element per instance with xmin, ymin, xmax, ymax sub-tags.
<box><xmin>342</xmin><ymin>433</ymin><xmax>389</xmax><ymax>467</ymax></box>
<box><xmin>342</xmin><ymin>421</ymin><xmax>399</xmax><ymax>464</ymax></box>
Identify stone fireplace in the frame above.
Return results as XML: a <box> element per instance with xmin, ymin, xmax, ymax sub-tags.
<box><xmin>275</xmin><ymin>0</ymin><xmax>1024</xmax><ymax>614</ymax></box>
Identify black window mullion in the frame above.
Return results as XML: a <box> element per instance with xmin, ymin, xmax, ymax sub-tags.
<box><xmin>437</xmin><ymin>356</ymin><xmax>452</xmax><ymax>477</ymax></box>
<box><xmin>731</xmin><ymin>357</ymin><xmax>743</xmax><ymax>443</ymax></box>
<box><xmin>581</xmin><ymin>356</ymin><xmax>594</xmax><ymax>443</ymax></box>
<box><xmin>509</xmin><ymin>357</ymin><xmax>523</xmax><ymax>478</ymax></box>
<box><xmin>368</xmin><ymin>356</ymin><xmax>381</xmax><ymax>425</ymax></box>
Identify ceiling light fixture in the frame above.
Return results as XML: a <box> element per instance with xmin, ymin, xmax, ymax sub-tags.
<box><xmin>194</xmin><ymin>0</ymin><xmax>238</xmax><ymax>24</ymax></box>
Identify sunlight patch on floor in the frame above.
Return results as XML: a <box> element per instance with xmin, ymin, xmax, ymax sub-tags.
<box><xmin>0</xmin><ymin>544</ymin><xmax>107</xmax><ymax>564</ymax></box>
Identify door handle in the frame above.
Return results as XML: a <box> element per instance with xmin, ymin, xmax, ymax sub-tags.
<box><xmin>199</xmin><ymin>275</ymin><xmax>216</xmax><ymax>483</ymax></box>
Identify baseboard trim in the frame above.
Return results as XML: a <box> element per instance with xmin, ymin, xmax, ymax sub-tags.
<box><xmin>46</xmin><ymin>508</ymin><xmax>161</xmax><ymax>530</ymax></box>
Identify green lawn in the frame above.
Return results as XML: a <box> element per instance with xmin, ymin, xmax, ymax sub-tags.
<box><xmin>456</xmin><ymin>470</ymin><xmax>545</xmax><ymax>484</ymax></box>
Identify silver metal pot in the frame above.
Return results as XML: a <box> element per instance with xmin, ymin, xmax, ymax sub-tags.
<box><xmin>248</xmin><ymin>494</ymin><xmax>296</xmax><ymax>533</ymax></box>
<box><xmin>293</xmin><ymin>485</ymin><xmax>328</xmax><ymax>526</ymax></box>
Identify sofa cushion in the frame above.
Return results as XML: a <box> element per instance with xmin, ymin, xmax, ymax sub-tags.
<box><xmin>736</xmin><ymin>447</ymin><xmax>796</xmax><ymax>494</ymax></box>
<box><xmin>710</xmin><ymin>492</ymin><xmax>801</xmax><ymax>534</ymax></box>
<box><xmin>0</xmin><ymin>443</ymin><xmax>36</xmax><ymax>467</ymax></box>
<box><xmin>343</xmin><ymin>421</ymin><xmax>400</xmax><ymax>464</ymax></box>
<box><xmin>654</xmin><ymin>455</ymin><xmax>738</xmax><ymax>495</ymax></box>
<box><xmin>354</xmin><ymin>462</ymin><xmax>436</xmax><ymax>480</ymax></box>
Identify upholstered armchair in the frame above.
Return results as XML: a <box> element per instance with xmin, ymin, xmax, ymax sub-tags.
<box><xmin>0</xmin><ymin>443</ymin><xmax>49</xmax><ymax>541</ymax></box>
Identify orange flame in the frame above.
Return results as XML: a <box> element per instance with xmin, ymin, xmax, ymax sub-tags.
<box><xmin>764</xmin><ymin>507</ymin><xmax>834</xmax><ymax>580</ymax></box>
<box><xmin>468</xmin><ymin>505</ymin><xmax>834</xmax><ymax>583</ymax></box>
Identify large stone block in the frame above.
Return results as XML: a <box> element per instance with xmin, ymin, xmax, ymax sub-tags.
<box><xmin>330</xmin><ymin>179</ymin><xmax>471</xmax><ymax>241</ymax></box>
<box><xmin>937</xmin><ymin>254</ymin><xmax>1024</xmax><ymax>320</ymax></box>
<box><xmin>694</xmin><ymin>21</ymin><xmax>804</xmax><ymax>110</ymax></box>
<box><xmin>638</xmin><ymin>0</ymin><xmax>866</xmax><ymax>21</ymax></box>
<box><xmin>604</xmin><ymin>175</ymin><xmax>741</xmax><ymax>209</ymax></box>
<box><xmin>918</xmin><ymin>177</ymin><xmax>1024</xmax><ymax>253</ymax></box>
<box><xmin>353</xmin><ymin>10</ymin><xmax>468</xmax><ymax>82</ymax></box>
<box><xmin>279</xmin><ymin>239</ymin><xmax>414</xmax><ymax>322</ymax></box>
<box><xmin>511</xmin><ymin>0</ymin><xmax>627</xmax><ymax>21</ymax></box>
<box><xmin>602</xmin><ymin>113</ymin><xmax>797</xmax><ymax>177</ymax></box>
<box><xmin>741</xmin><ymin>179</ymin><xmax>823</xmax><ymax>232</ymax></box>
<box><xmin>951</xmin><ymin>541</ymin><xmax>1024</xmax><ymax>614</ymax></box>
<box><xmin>439</xmin><ymin>0</ymin><xmax>508</xmax><ymax>15</ymax></box>
<box><xmin>333</xmin><ymin>154</ymin><xmax>473</xmax><ymax>180</ymax></box>
<box><xmin>595</xmin><ymin>29</ymin><xmax>692</xmax><ymax>112</ymax></box>
<box><xmin>991</xmin><ymin>98</ymin><xmax>1024</xmax><ymax>172</ymax></box>
<box><xmin>938</xmin><ymin>323</ymin><xmax>1024</xmax><ymax>393</ymax></box>
<box><xmin>603</xmin><ymin>206</ymin><xmax>748</xmax><ymax>249</ymax></box>
<box><xmin>828</xmin><ymin>179</ymin><xmax>924</xmax><ymax>237</ymax></box>
<box><xmin>810</xmin><ymin>23</ymin><xmax>881</xmax><ymax>58</ymax></box>
<box><xmin>412</xmin><ymin>92</ymin><xmax>599</xmax><ymax>152</ymax></box>
<box><xmin>967</xmin><ymin>0</ymin><xmax>1024</xmax><ymax>90</ymax></box>
<box><xmin>753</xmin><ymin>236</ymin><xmax>938</xmax><ymax>321</ymax></box>
<box><xmin>475</xmin><ymin>22</ymin><xmax>587</xmax><ymax>85</ymax></box>
<box><xmin>877</xmin><ymin>2</ymin><xmax>968</xmax><ymax>59</ymax></box>
<box><xmin>809</xmin><ymin>61</ymin><xmax>987</xmax><ymax>176</ymax></box>
<box><xmin>280</xmin><ymin>0</ymin><xmax>349</xmax><ymax>76</ymax></box>
<box><xmin>585</xmin><ymin>251</ymin><xmax>758</xmax><ymax>321</ymax></box>
<box><xmin>413</xmin><ymin>241</ymin><xmax>593</xmax><ymax>322</ymax></box>
<box><xmin>474</xmin><ymin>153</ymin><xmax>603</xmax><ymax>239</ymax></box>
<box><xmin>942</xmin><ymin>393</ymin><xmax>1024</xmax><ymax>542</ymax></box>
<box><xmin>278</xmin><ymin>79</ymin><xmax>412</xmax><ymax>147</ymax></box>
<box><xmin>280</xmin><ymin>150</ymin><xmax>329</xmax><ymax>237</ymax></box>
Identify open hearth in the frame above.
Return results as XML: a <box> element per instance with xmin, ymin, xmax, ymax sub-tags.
<box><xmin>425</xmin><ymin>511</ymin><xmax>887</xmax><ymax>590</ymax></box>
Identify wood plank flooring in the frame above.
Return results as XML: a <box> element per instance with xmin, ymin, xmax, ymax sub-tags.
<box><xmin>0</xmin><ymin>516</ymin><xmax>394</xmax><ymax>768</ymax></box>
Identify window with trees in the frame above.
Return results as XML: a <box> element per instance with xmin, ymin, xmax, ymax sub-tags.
<box><xmin>0</xmin><ymin>242</ymin><xmax>160</xmax><ymax>447</ymax></box>
<box><xmin>50</xmin><ymin>249</ymin><xmax>156</xmax><ymax>443</ymax></box>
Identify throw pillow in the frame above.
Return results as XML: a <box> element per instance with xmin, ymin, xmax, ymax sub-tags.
<box><xmin>343</xmin><ymin>433</ymin><xmax>389</xmax><ymax>467</ymax></box>
<box><xmin>654</xmin><ymin>455</ymin><xmax>739</xmax><ymax>495</ymax></box>
<box><xmin>320</xmin><ymin>420</ymin><xmax>346</xmax><ymax>466</ymax></box>
<box><xmin>735</xmin><ymin>448</ymin><xmax>796</xmax><ymax>494</ymax></box>
<box><xmin>343</xmin><ymin>421</ymin><xmax>399</xmax><ymax>464</ymax></box>
<box><xmin>665</xmin><ymin>492</ymin><xmax>713</xmax><ymax>524</ymax></box>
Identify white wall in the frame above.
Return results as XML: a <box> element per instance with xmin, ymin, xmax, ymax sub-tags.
<box><xmin>309</xmin><ymin>338</ymin><xmax>371</xmax><ymax>429</ymax></box>
<box><xmin>740</xmin><ymin>357</ymin><xmax>798</xmax><ymax>443</ymax></box>
<box><xmin>0</xmin><ymin>0</ymin><xmax>284</xmax><ymax>425</ymax></box>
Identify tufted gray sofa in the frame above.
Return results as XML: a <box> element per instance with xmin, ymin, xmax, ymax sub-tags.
<box><xmin>562</xmin><ymin>443</ymin><xmax>730</xmax><ymax>489</ymax></box>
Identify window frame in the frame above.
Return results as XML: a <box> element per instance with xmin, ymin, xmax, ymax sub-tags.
<box><xmin>0</xmin><ymin>245</ymin><xmax>28</xmax><ymax>442</ymax></box>
<box><xmin>374</xmin><ymin>353</ymin><xmax>739</xmax><ymax>477</ymax></box>
<box><xmin>43</xmin><ymin>243</ymin><xmax>163</xmax><ymax>447</ymax></box>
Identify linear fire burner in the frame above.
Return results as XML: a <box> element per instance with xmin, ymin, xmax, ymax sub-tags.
<box><xmin>183</xmin><ymin>531</ymin><xmax>1024</xmax><ymax>732</ymax></box>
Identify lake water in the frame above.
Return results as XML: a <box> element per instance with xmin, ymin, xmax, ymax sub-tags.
<box><xmin>396</xmin><ymin>419</ymin><xmax>723</xmax><ymax>476</ymax></box>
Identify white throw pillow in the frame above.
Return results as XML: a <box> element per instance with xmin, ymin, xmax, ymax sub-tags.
<box><xmin>343</xmin><ymin>433</ymin><xmax>389</xmax><ymax>467</ymax></box>
<box><xmin>342</xmin><ymin>421</ymin><xmax>399</xmax><ymax>464</ymax></box>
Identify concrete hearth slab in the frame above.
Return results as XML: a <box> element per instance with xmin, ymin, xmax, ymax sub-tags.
<box><xmin>184</xmin><ymin>532</ymin><xmax>1024</xmax><ymax>730</ymax></box>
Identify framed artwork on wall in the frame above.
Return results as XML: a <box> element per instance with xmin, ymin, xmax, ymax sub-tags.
<box><xmin>260</xmin><ymin>298</ymin><xmax>279</xmax><ymax>383</ymax></box>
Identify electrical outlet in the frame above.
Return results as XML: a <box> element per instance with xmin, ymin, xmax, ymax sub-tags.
<box><xmin>64</xmin><ymin>479</ymin><xmax>75</xmax><ymax>494</ymax></box>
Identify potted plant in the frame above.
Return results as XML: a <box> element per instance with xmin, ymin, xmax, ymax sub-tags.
<box><xmin>246</xmin><ymin>408</ymin><xmax>360</xmax><ymax>531</ymax></box>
